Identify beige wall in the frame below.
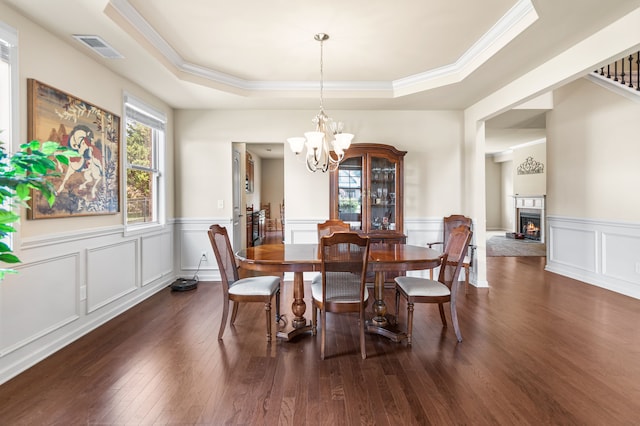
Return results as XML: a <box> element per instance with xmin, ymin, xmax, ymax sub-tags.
<box><xmin>174</xmin><ymin>109</ymin><xmax>465</xmax><ymax>222</ymax></box>
<box><xmin>1</xmin><ymin>3</ymin><xmax>174</xmax><ymax>239</ymax></box>
<box><xmin>485</xmin><ymin>157</ymin><xmax>502</xmax><ymax>230</ymax></box>
<box><xmin>513</xmin><ymin>141</ymin><xmax>546</xmax><ymax>196</ymax></box>
<box><xmin>261</xmin><ymin>158</ymin><xmax>284</xmax><ymax>221</ymax></box>
<box><xmin>546</xmin><ymin>78</ymin><xmax>640</xmax><ymax>221</ymax></box>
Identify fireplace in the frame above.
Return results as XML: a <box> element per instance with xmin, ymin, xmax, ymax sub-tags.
<box><xmin>514</xmin><ymin>195</ymin><xmax>545</xmax><ymax>243</ymax></box>
<box><xmin>519</xmin><ymin>210</ymin><xmax>541</xmax><ymax>241</ymax></box>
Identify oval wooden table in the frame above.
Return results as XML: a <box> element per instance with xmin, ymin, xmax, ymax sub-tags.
<box><xmin>236</xmin><ymin>243</ymin><xmax>441</xmax><ymax>342</ymax></box>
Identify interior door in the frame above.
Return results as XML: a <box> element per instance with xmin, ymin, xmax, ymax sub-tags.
<box><xmin>232</xmin><ymin>149</ymin><xmax>242</xmax><ymax>250</ymax></box>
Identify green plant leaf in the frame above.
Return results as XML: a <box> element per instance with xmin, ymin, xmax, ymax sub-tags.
<box><xmin>0</xmin><ymin>223</ymin><xmax>17</xmax><ymax>233</ymax></box>
<box><xmin>55</xmin><ymin>154</ymin><xmax>70</xmax><ymax>165</ymax></box>
<box><xmin>0</xmin><ymin>210</ymin><xmax>20</xmax><ymax>224</ymax></box>
<box><xmin>0</xmin><ymin>253</ymin><xmax>20</xmax><ymax>263</ymax></box>
<box><xmin>41</xmin><ymin>141</ymin><xmax>60</xmax><ymax>155</ymax></box>
<box><xmin>16</xmin><ymin>183</ymin><xmax>30</xmax><ymax>201</ymax></box>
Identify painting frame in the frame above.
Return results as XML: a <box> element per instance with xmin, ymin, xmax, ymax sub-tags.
<box><xmin>27</xmin><ymin>79</ymin><xmax>120</xmax><ymax>219</ymax></box>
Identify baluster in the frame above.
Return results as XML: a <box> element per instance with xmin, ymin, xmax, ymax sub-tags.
<box><xmin>628</xmin><ymin>55</ymin><xmax>634</xmax><ymax>88</ymax></box>
<box><xmin>607</xmin><ymin>64</ymin><xmax>611</xmax><ymax>79</ymax></box>
<box><xmin>598</xmin><ymin>66</ymin><xmax>604</xmax><ymax>76</ymax></box>
<box><xmin>620</xmin><ymin>58</ymin><xmax>626</xmax><ymax>85</ymax></box>
<box><xmin>614</xmin><ymin>61</ymin><xmax>618</xmax><ymax>81</ymax></box>
<box><xmin>636</xmin><ymin>51</ymin><xmax>640</xmax><ymax>91</ymax></box>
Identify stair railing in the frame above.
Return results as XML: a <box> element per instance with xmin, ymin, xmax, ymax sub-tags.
<box><xmin>594</xmin><ymin>51</ymin><xmax>640</xmax><ymax>92</ymax></box>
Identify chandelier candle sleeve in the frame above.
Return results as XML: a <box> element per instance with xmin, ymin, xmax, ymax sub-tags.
<box><xmin>287</xmin><ymin>33</ymin><xmax>354</xmax><ymax>173</ymax></box>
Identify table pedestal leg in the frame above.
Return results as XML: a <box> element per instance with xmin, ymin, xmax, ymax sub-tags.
<box><xmin>371</xmin><ymin>271</ymin><xmax>388</xmax><ymax>326</ymax></box>
<box><xmin>291</xmin><ymin>271</ymin><xmax>307</xmax><ymax>328</ymax></box>
<box><xmin>276</xmin><ymin>271</ymin><xmax>313</xmax><ymax>340</ymax></box>
<box><xmin>365</xmin><ymin>271</ymin><xmax>407</xmax><ymax>343</ymax></box>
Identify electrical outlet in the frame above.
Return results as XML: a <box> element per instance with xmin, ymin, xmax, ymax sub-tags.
<box><xmin>201</xmin><ymin>251</ymin><xmax>208</xmax><ymax>261</ymax></box>
<box><xmin>217</xmin><ymin>199</ymin><xmax>224</xmax><ymax>209</ymax></box>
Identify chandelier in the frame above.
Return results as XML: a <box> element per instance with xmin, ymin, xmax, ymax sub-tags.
<box><xmin>287</xmin><ymin>33</ymin><xmax>354</xmax><ymax>173</ymax></box>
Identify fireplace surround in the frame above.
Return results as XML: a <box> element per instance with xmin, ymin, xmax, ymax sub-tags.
<box><xmin>514</xmin><ymin>195</ymin><xmax>545</xmax><ymax>243</ymax></box>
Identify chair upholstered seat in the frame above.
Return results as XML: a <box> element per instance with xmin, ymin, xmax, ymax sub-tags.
<box><xmin>229</xmin><ymin>276</ymin><xmax>280</xmax><ymax>296</ymax></box>
<box><xmin>311</xmin><ymin>273</ymin><xmax>321</xmax><ymax>286</ymax></box>
<box><xmin>394</xmin><ymin>276</ymin><xmax>450</xmax><ymax>297</ymax></box>
<box><xmin>311</xmin><ymin>272</ymin><xmax>370</xmax><ymax>303</ymax></box>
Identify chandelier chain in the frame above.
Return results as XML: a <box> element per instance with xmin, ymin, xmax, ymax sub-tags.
<box><xmin>319</xmin><ymin>36</ymin><xmax>324</xmax><ymax>112</ymax></box>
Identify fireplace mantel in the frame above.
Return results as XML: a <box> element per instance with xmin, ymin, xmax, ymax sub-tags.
<box><xmin>514</xmin><ymin>195</ymin><xmax>545</xmax><ymax>210</ymax></box>
<box><xmin>513</xmin><ymin>195</ymin><xmax>545</xmax><ymax>242</ymax></box>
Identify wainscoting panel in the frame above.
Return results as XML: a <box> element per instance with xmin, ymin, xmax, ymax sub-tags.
<box><xmin>87</xmin><ymin>240</ymin><xmax>138</xmax><ymax>313</ymax></box>
<box><xmin>1</xmin><ymin>254</ymin><xmax>79</xmax><ymax>355</ymax></box>
<box><xmin>0</xmin><ymin>224</ymin><xmax>176</xmax><ymax>385</ymax></box>
<box><xmin>174</xmin><ymin>218</ymin><xmax>232</xmax><ymax>281</ymax></box>
<box><xmin>602</xmin><ymin>232</ymin><xmax>640</xmax><ymax>283</ymax></box>
<box><xmin>546</xmin><ymin>216</ymin><xmax>640</xmax><ymax>299</ymax></box>
<box><xmin>404</xmin><ymin>217</ymin><xmax>444</xmax><ymax>246</ymax></box>
<box><xmin>548</xmin><ymin>224</ymin><xmax>597</xmax><ymax>273</ymax></box>
<box><xmin>141</xmin><ymin>231</ymin><xmax>173</xmax><ymax>286</ymax></box>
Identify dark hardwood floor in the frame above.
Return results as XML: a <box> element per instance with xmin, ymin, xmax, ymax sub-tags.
<box><xmin>1</xmin><ymin>252</ymin><xmax>639</xmax><ymax>424</ymax></box>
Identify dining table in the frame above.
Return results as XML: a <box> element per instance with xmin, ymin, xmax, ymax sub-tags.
<box><xmin>235</xmin><ymin>242</ymin><xmax>441</xmax><ymax>342</ymax></box>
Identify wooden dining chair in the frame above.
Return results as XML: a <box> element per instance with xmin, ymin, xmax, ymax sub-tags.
<box><xmin>395</xmin><ymin>225</ymin><xmax>472</xmax><ymax>344</ymax></box>
<box><xmin>317</xmin><ymin>218</ymin><xmax>351</xmax><ymax>238</ymax></box>
<box><xmin>208</xmin><ymin>224</ymin><xmax>281</xmax><ymax>342</ymax></box>
<box><xmin>311</xmin><ymin>232</ymin><xmax>371</xmax><ymax>359</ymax></box>
<box><xmin>427</xmin><ymin>214</ymin><xmax>476</xmax><ymax>293</ymax></box>
<box><xmin>311</xmin><ymin>219</ymin><xmax>352</xmax><ymax>286</ymax></box>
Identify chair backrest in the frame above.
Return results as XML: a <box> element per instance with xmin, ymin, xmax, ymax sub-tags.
<box><xmin>320</xmin><ymin>232</ymin><xmax>371</xmax><ymax>301</ymax></box>
<box><xmin>317</xmin><ymin>219</ymin><xmax>351</xmax><ymax>240</ymax></box>
<box><xmin>442</xmin><ymin>214</ymin><xmax>472</xmax><ymax>243</ymax></box>
<box><xmin>438</xmin><ymin>225</ymin><xmax>473</xmax><ymax>289</ymax></box>
<box><xmin>208</xmin><ymin>225</ymin><xmax>239</xmax><ymax>291</ymax></box>
<box><xmin>261</xmin><ymin>202</ymin><xmax>271</xmax><ymax>219</ymax></box>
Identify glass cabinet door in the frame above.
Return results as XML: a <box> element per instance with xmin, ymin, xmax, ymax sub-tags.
<box><xmin>337</xmin><ymin>156</ymin><xmax>363</xmax><ymax>230</ymax></box>
<box><xmin>369</xmin><ymin>156</ymin><xmax>397</xmax><ymax>231</ymax></box>
<box><xmin>330</xmin><ymin>143</ymin><xmax>406</xmax><ymax>237</ymax></box>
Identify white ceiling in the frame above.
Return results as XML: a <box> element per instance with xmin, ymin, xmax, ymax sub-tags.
<box><xmin>4</xmin><ymin>0</ymin><xmax>640</xmax><ymax>154</ymax></box>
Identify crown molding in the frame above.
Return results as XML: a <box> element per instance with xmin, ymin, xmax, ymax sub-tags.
<box><xmin>106</xmin><ymin>0</ymin><xmax>537</xmax><ymax>98</ymax></box>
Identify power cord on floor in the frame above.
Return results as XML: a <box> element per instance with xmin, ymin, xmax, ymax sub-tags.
<box><xmin>192</xmin><ymin>253</ymin><xmax>206</xmax><ymax>282</ymax></box>
<box><xmin>170</xmin><ymin>253</ymin><xmax>205</xmax><ymax>291</ymax></box>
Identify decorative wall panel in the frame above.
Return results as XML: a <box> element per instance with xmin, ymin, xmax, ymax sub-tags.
<box><xmin>1</xmin><ymin>254</ymin><xmax>79</xmax><ymax>354</ymax></box>
<box><xmin>87</xmin><ymin>240</ymin><xmax>137</xmax><ymax>313</ymax></box>
<box><xmin>546</xmin><ymin>216</ymin><xmax>640</xmax><ymax>299</ymax></box>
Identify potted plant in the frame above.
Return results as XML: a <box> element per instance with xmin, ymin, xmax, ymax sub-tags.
<box><xmin>0</xmin><ymin>138</ymin><xmax>76</xmax><ymax>279</ymax></box>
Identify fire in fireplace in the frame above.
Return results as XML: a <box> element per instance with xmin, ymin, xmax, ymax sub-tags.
<box><xmin>519</xmin><ymin>211</ymin><xmax>541</xmax><ymax>241</ymax></box>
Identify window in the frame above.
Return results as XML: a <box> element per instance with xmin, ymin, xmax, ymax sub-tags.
<box><xmin>0</xmin><ymin>22</ymin><xmax>18</xmax><ymax>250</ymax></box>
<box><xmin>0</xmin><ymin>22</ymin><xmax>17</xmax><ymax>151</ymax></box>
<box><xmin>337</xmin><ymin>165</ymin><xmax>362</xmax><ymax>214</ymax></box>
<box><xmin>124</xmin><ymin>94</ymin><xmax>166</xmax><ymax>226</ymax></box>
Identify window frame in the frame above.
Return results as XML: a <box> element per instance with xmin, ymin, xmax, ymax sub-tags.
<box><xmin>123</xmin><ymin>93</ymin><xmax>166</xmax><ymax>232</ymax></box>
<box><xmin>0</xmin><ymin>22</ymin><xmax>19</xmax><ymax>250</ymax></box>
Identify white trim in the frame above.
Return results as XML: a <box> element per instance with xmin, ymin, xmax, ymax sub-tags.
<box><xmin>585</xmin><ymin>73</ymin><xmax>640</xmax><ymax>104</ymax></box>
<box><xmin>123</xmin><ymin>93</ymin><xmax>167</xmax><ymax>230</ymax></box>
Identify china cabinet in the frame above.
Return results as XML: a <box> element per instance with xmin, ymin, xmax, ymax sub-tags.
<box><xmin>329</xmin><ymin>143</ymin><xmax>407</xmax><ymax>243</ymax></box>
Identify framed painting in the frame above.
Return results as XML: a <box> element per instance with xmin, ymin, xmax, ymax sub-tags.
<box><xmin>27</xmin><ymin>79</ymin><xmax>120</xmax><ymax>219</ymax></box>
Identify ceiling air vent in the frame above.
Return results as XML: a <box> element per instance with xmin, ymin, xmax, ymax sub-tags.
<box><xmin>72</xmin><ymin>35</ymin><xmax>124</xmax><ymax>59</ymax></box>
